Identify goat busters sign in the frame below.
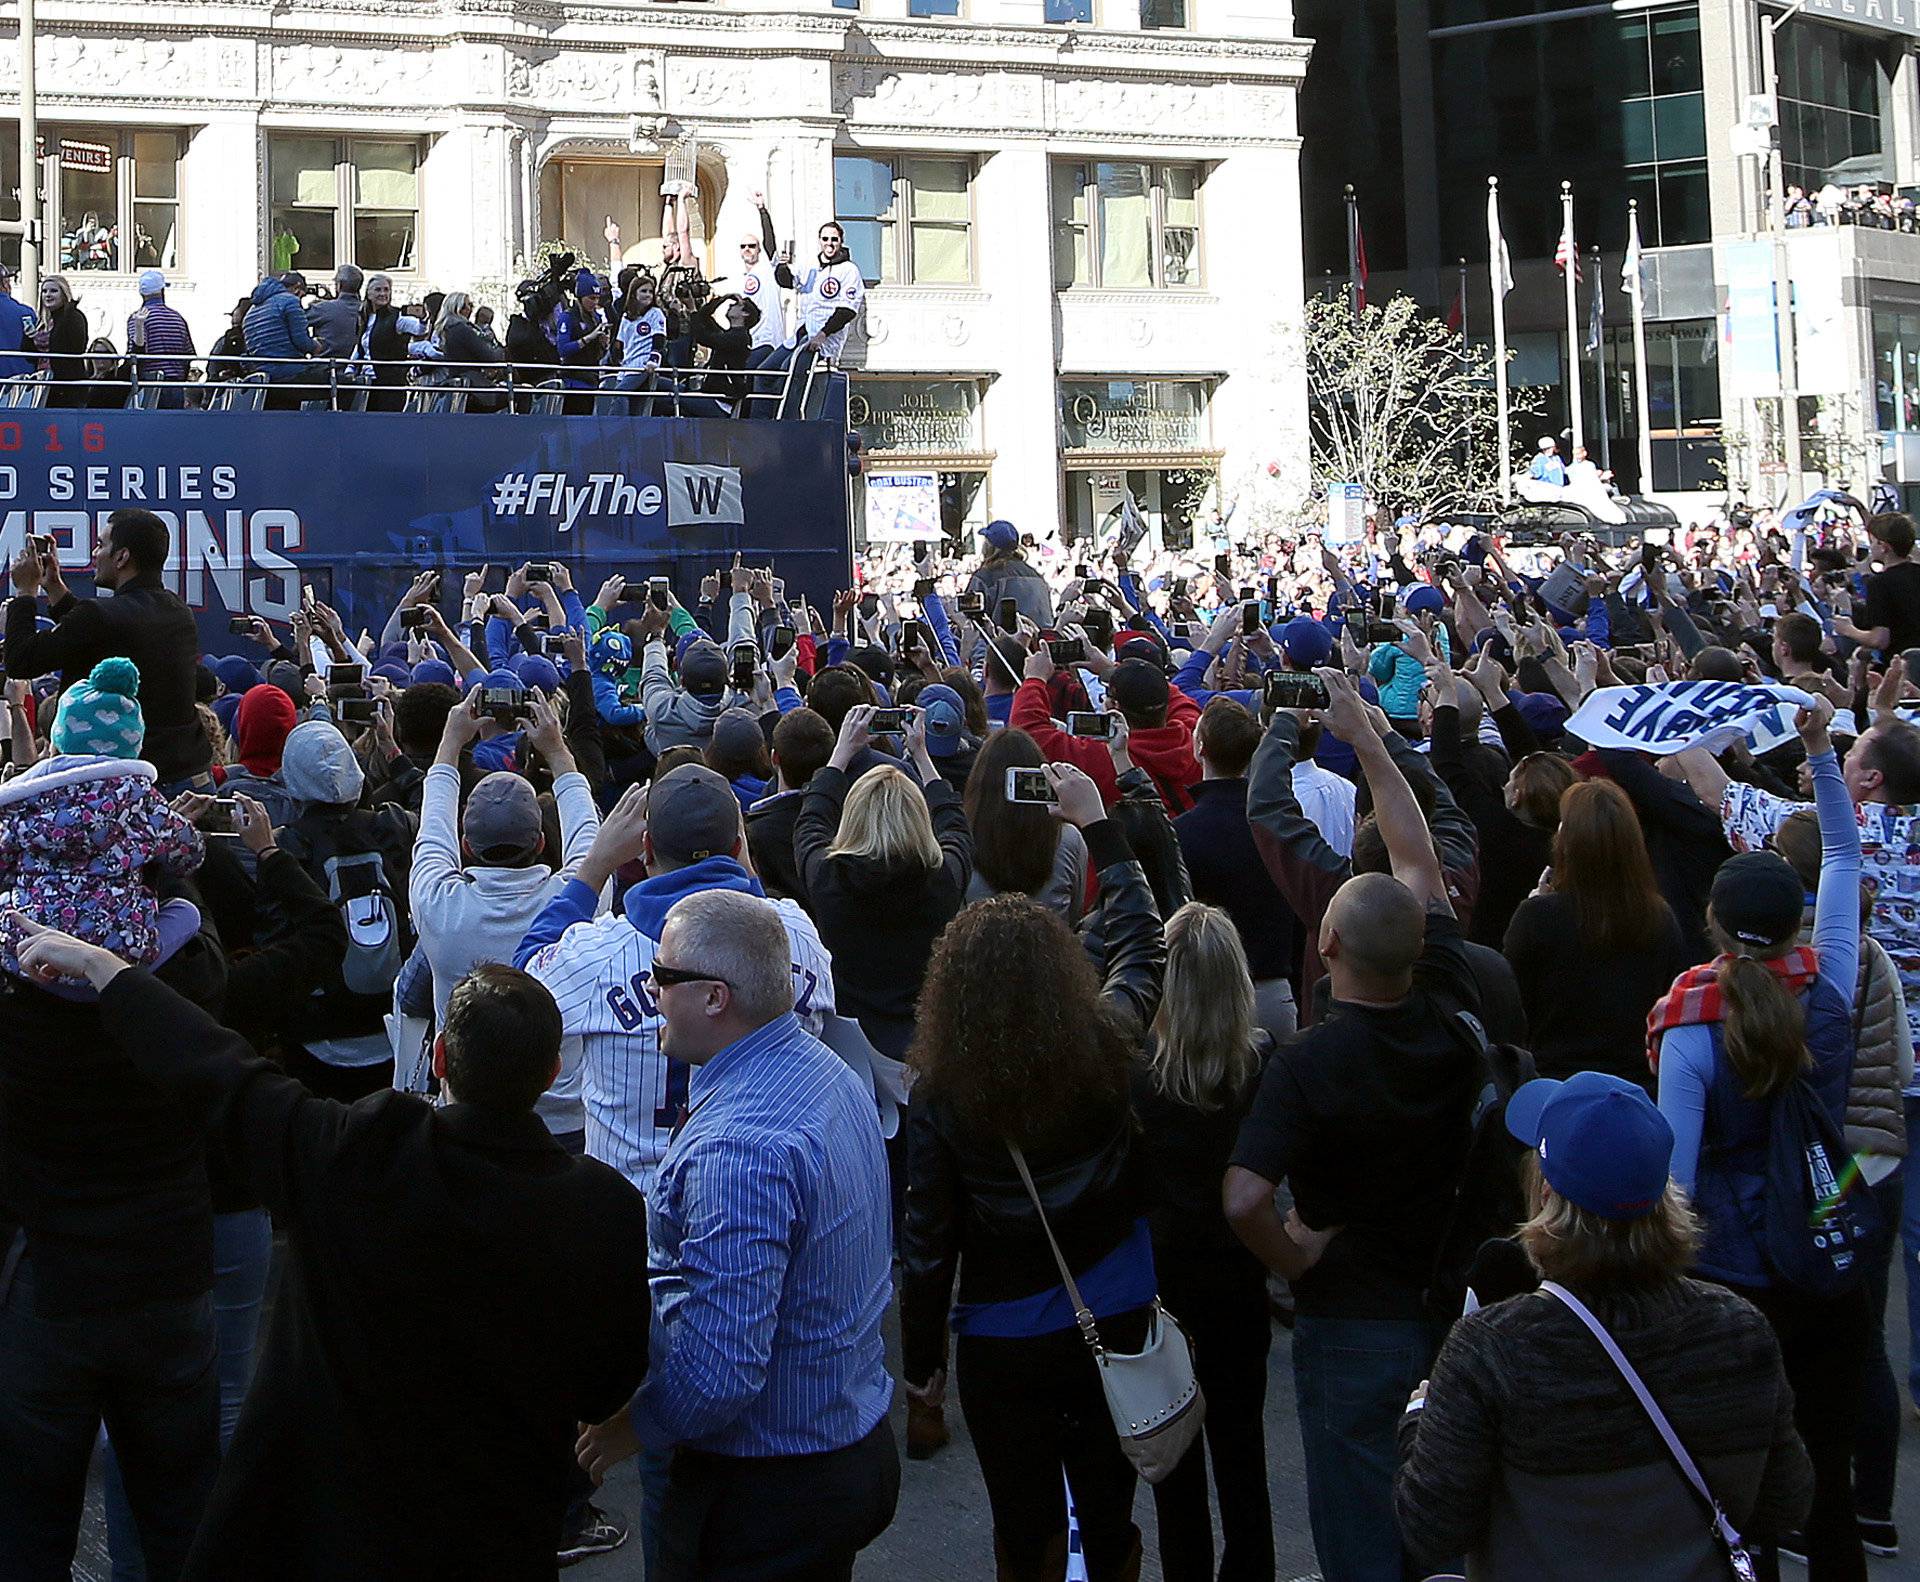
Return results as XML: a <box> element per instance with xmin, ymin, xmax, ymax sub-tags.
<box><xmin>1567</xmin><ymin>679</ymin><xmax>1818</xmax><ymax>757</ymax></box>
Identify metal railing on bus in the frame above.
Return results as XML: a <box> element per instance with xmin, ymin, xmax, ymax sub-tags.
<box><xmin>0</xmin><ymin>350</ymin><xmax>841</xmax><ymax>421</ymax></box>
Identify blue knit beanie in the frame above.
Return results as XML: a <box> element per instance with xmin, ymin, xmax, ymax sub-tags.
<box><xmin>52</xmin><ymin>657</ymin><xmax>146</xmax><ymax>758</ymax></box>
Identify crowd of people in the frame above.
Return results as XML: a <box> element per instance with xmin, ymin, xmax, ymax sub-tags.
<box><xmin>0</xmin><ymin>194</ymin><xmax>861</xmax><ymax>418</ymax></box>
<box><xmin>1785</xmin><ymin>182</ymin><xmax>1920</xmax><ymax>232</ymax></box>
<box><xmin>1</xmin><ymin>490</ymin><xmax>1919</xmax><ymax>1582</ymax></box>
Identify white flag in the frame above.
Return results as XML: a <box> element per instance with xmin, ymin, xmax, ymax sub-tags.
<box><xmin>1622</xmin><ymin>205</ymin><xmax>1646</xmax><ymax>303</ymax></box>
<box><xmin>1488</xmin><ymin>186</ymin><xmax>1514</xmax><ymax>298</ymax></box>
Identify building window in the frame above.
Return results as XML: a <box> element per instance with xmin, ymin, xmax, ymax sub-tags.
<box><xmin>1141</xmin><ymin>0</ymin><xmax>1186</xmax><ymax>24</ymax></box>
<box><xmin>0</xmin><ymin>124</ymin><xmax>186</xmax><ymax>274</ymax></box>
<box><xmin>1878</xmin><ymin>310</ymin><xmax>1920</xmax><ymax>434</ymax></box>
<box><xmin>1052</xmin><ymin>162</ymin><xmax>1203</xmax><ymax>290</ymax></box>
<box><xmin>1046</xmin><ymin>0</ymin><xmax>1094</xmax><ymax>20</ymax></box>
<box><xmin>1778</xmin><ymin>17</ymin><xmax>1891</xmax><ymax>194</ymax></box>
<box><xmin>268</xmin><ymin>135</ymin><xmax>421</xmax><ymax>276</ymax></box>
<box><xmin>833</xmin><ymin>154</ymin><xmax>973</xmax><ymax>286</ymax></box>
<box><xmin>910</xmin><ymin>0</ymin><xmax>961</xmax><ymax>14</ymax></box>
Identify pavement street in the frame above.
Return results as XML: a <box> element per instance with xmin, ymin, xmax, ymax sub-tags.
<box><xmin>75</xmin><ymin>1265</ymin><xmax>1920</xmax><ymax>1581</ymax></box>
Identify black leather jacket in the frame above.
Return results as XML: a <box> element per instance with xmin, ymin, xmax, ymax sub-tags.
<box><xmin>900</xmin><ymin>816</ymin><xmax>1165</xmax><ymax>1385</ymax></box>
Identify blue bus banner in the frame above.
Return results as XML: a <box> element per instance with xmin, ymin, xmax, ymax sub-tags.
<box><xmin>0</xmin><ymin>409</ymin><xmax>852</xmax><ymax>653</ymax></box>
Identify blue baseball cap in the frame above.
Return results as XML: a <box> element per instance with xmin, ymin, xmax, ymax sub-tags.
<box><xmin>917</xmin><ymin>683</ymin><xmax>966</xmax><ymax>757</ymax></box>
<box><xmin>1280</xmin><ymin>617</ymin><xmax>1334</xmax><ymax>668</ymax></box>
<box><xmin>983</xmin><ymin>519</ymin><xmax>1020</xmax><ymax>551</ymax></box>
<box><xmin>1404</xmin><ymin>584</ymin><xmax>1445</xmax><ymax>616</ymax></box>
<box><xmin>1505</xmin><ymin>1072</ymin><xmax>1674</xmax><ymax>1221</ymax></box>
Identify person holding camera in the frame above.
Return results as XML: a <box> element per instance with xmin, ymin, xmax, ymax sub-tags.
<box><xmin>5</xmin><ymin>508</ymin><xmax>211</xmax><ymax>792</ymax></box>
<box><xmin>9</xmin><ymin>917</ymin><xmax>654</xmax><ymax>1582</ymax></box>
<box><xmin>795</xmin><ymin>703</ymin><xmax>972</xmax><ymax>1063</ymax></box>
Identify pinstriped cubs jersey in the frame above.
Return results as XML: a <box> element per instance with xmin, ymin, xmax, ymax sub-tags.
<box><xmin>521</xmin><ymin>897</ymin><xmax>835</xmax><ymax>1195</ymax></box>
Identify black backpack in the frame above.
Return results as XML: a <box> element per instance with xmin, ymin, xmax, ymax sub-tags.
<box><xmin>279</xmin><ymin>806</ymin><xmax>415</xmax><ymax>1037</ymax></box>
<box><xmin>1762</xmin><ymin>1074</ymin><xmax>1883</xmax><ymax>1298</ymax></box>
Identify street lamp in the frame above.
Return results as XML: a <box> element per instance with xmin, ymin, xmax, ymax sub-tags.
<box><xmin>1761</xmin><ymin>0</ymin><xmax>1811</xmax><ymax>500</ymax></box>
<box><xmin>1761</xmin><ymin>0</ymin><xmax>1813</xmax><ymax>233</ymax></box>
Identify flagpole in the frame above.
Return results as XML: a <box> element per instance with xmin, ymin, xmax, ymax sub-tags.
<box><xmin>1561</xmin><ymin>180</ymin><xmax>1582</xmax><ymax>455</ymax></box>
<box><xmin>1627</xmin><ymin>199</ymin><xmax>1655</xmax><ymax>497</ymax></box>
<box><xmin>1458</xmin><ymin>257</ymin><xmax>1468</xmax><ymax>337</ymax></box>
<box><xmin>1590</xmin><ymin>243</ymin><xmax>1611</xmax><ymax>475</ymax></box>
<box><xmin>1344</xmin><ymin>185</ymin><xmax>1361</xmax><ymax>320</ymax></box>
<box><xmin>1489</xmin><ymin>177</ymin><xmax>1512</xmax><ymax>503</ymax></box>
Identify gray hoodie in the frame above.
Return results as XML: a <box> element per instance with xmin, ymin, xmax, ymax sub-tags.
<box><xmin>639</xmin><ymin>592</ymin><xmax>759</xmax><ymax>755</ymax></box>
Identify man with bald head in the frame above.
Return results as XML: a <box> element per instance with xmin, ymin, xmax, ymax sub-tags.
<box><xmin>1224</xmin><ymin>670</ymin><xmax>1486</xmax><ymax>1582</ymax></box>
<box><xmin>735</xmin><ymin>192</ymin><xmax>788</xmax><ymax>360</ymax></box>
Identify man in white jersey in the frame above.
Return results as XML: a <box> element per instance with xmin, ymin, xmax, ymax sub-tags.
<box><xmin>767</xmin><ymin>217</ymin><xmax>865</xmax><ymax>417</ymax></box>
<box><xmin>514</xmin><ymin>764</ymin><xmax>834</xmax><ymax>1196</ymax></box>
<box><xmin>736</xmin><ymin>192</ymin><xmax>788</xmax><ymax>355</ymax></box>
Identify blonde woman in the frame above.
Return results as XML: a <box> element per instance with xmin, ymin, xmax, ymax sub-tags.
<box><xmin>35</xmin><ymin>275</ymin><xmax>90</xmax><ymax>407</ymax></box>
<box><xmin>794</xmin><ymin>703</ymin><xmax>972</xmax><ymax>1060</ymax></box>
<box><xmin>1133</xmin><ymin>901</ymin><xmax>1274</xmax><ymax>1582</ymax></box>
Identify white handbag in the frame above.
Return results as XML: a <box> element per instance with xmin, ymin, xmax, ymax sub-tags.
<box><xmin>1007</xmin><ymin>1141</ymin><xmax>1205</xmax><ymax>1485</ymax></box>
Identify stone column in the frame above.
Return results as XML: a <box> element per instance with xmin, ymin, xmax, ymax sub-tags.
<box><xmin>974</xmin><ymin>143</ymin><xmax>1065</xmax><ymax>540</ymax></box>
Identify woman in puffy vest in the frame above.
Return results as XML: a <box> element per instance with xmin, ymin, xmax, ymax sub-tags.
<box><xmin>1651</xmin><ymin>694</ymin><xmax>1867</xmax><ymax>1579</ymax></box>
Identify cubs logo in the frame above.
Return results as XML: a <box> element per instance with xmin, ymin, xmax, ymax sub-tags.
<box><xmin>820</xmin><ymin>275</ymin><xmax>842</xmax><ymax>300</ymax></box>
<box><xmin>744</xmin><ymin>273</ymin><xmax>761</xmax><ymax>295</ymax></box>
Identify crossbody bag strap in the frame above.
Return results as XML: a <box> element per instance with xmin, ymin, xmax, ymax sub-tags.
<box><xmin>1005</xmin><ymin>1140</ymin><xmax>1105</xmax><ymax>1355</ymax></box>
<box><xmin>1539</xmin><ymin>1281</ymin><xmax>1748</xmax><ymax>1555</ymax></box>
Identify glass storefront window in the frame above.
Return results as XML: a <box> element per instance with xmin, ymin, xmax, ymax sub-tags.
<box><xmin>1060</xmin><ymin>379</ymin><xmax>1211</xmax><ymax>451</ymax></box>
<box><xmin>850</xmin><ymin>378</ymin><xmax>984</xmax><ymax>455</ymax></box>
<box><xmin>1877</xmin><ymin>311</ymin><xmax>1920</xmax><ymax>434</ymax></box>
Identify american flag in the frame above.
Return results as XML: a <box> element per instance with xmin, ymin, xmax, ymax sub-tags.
<box><xmin>1554</xmin><ymin>216</ymin><xmax>1582</xmax><ymax>281</ymax></box>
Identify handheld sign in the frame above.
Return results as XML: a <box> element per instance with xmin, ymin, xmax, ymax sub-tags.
<box><xmin>1566</xmin><ymin>679</ymin><xmax>1815</xmax><ymax>758</ymax></box>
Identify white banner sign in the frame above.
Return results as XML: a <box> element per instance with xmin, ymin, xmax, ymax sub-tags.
<box><xmin>863</xmin><ymin>471</ymin><xmax>940</xmax><ymax>544</ymax></box>
<box><xmin>1567</xmin><ymin>679</ymin><xmax>1815</xmax><ymax>757</ymax></box>
<box><xmin>1326</xmin><ymin>482</ymin><xmax>1366</xmax><ymax>546</ymax></box>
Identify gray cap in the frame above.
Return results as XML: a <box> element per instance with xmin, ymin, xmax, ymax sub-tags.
<box><xmin>649</xmin><ymin>764</ymin><xmax>742</xmax><ymax>863</ymax></box>
<box><xmin>462</xmin><ymin>771</ymin><xmax>543</xmax><ymax>862</ymax></box>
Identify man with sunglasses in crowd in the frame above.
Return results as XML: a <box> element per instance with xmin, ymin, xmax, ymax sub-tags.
<box><xmin>575</xmin><ymin>886</ymin><xmax>897</xmax><ymax>1582</ymax></box>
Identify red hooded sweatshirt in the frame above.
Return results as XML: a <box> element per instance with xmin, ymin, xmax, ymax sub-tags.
<box><xmin>1011</xmin><ymin>677</ymin><xmax>1202</xmax><ymax>813</ymax></box>
<box><xmin>233</xmin><ymin>684</ymin><xmax>297</xmax><ymax>778</ymax></box>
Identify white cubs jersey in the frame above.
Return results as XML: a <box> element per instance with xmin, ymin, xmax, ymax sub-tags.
<box><xmin>795</xmin><ymin>258</ymin><xmax>866</xmax><ymax>360</ymax></box>
<box><xmin>739</xmin><ymin>261</ymin><xmax>787</xmax><ymax>350</ymax></box>
<box><xmin>522</xmin><ymin>896</ymin><xmax>835</xmax><ymax>1196</ymax></box>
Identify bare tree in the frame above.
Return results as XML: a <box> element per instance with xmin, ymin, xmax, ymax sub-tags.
<box><xmin>1301</xmin><ymin>294</ymin><xmax>1537</xmax><ymax>520</ymax></box>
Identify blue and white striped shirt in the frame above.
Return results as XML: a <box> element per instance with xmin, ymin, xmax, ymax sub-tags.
<box><xmin>629</xmin><ymin>1011</ymin><xmax>893</xmax><ymax>1457</ymax></box>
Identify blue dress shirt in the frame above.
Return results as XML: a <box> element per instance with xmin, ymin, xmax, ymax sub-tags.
<box><xmin>629</xmin><ymin>1011</ymin><xmax>894</xmax><ymax>1457</ymax></box>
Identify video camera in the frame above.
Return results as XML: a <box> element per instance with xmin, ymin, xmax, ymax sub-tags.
<box><xmin>514</xmin><ymin>249</ymin><xmax>578</xmax><ymax>322</ymax></box>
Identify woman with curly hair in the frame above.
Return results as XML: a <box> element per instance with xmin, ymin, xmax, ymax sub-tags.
<box><xmin>900</xmin><ymin>761</ymin><xmax>1165</xmax><ymax>1582</ymax></box>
